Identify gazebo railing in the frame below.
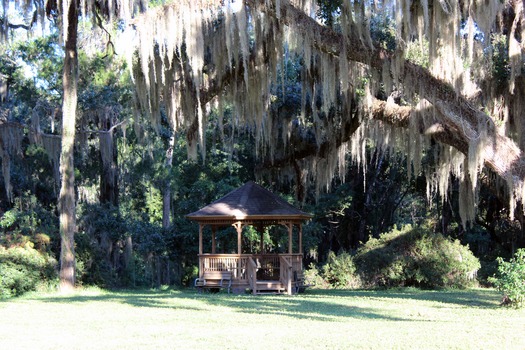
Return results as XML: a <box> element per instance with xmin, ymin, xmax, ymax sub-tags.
<box><xmin>198</xmin><ymin>253</ymin><xmax>303</xmax><ymax>286</ymax></box>
<box><xmin>199</xmin><ymin>254</ymin><xmax>248</xmax><ymax>280</ymax></box>
<box><xmin>279</xmin><ymin>255</ymin><xmax>293</xmax><ymax>295</ymax></box>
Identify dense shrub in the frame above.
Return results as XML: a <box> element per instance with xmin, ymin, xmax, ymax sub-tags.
<box><xmin>303</xmin><ymin>252</ymin><xmax>361</xmax><ymax>289</ymax></box>
<box><xmin>75</xmin><ymin>203</ymin><xmax>193</xmax><ymax>288</ymax></box>
<box><xmin>489</xmin><ymin>249</ymin><xmax>525</xmax><ymax>308</ymax></box>
<box><xmin>76</xmin><ymin>203</ymin><xmax>129</xmax><ymax>287</ymax></box>
<box><xmin>303</xmin><ymin>263</ymin><xmax>328</xmax><ymax>288</ymax></box>
<box><xmin>0</xmin><ymin>245</ymin><xmax>57</xmax><ymax>298</ymax></box>
<box><xmin>0</xmin><ymin>194</ymin><xmax>59</xmax><ymax>253</ymax></box>
<box><xmin>354</xmin><ymin>225</ymin><xmax>480</xmax><ymax>289</ymax></box>
<box><xmin>321</xmin><ymin>251</ymin><xmax>361</xmax><ymax>288</ymax></box>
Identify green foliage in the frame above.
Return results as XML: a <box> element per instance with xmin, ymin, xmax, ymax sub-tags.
<box><xmin>321</xmin><ymin>251</ymin><xmax>360</xmax><ymax>288</ymax></box>
<box><xmin>0</xmin><ymin>193</ymin><xmax>58</xmax><ymax>252</ymax></box>
<box><xmin>76</xmin><ymin>203</ymin><xmax>129</xmax><ymax>287</ymax></box>
<box><xmin>0</xmin><ymin>193</ymin><xmax>58</xmax><ymax>299</ymax></box>
<box><xmin>301</xmin><ymin>220</ymin><xmax>324</xmax><ymax>260</ymax></box>
<box><xmin>370</xmin><ymin>15</ymin><xmax>397</xmax><ymax>51</ymax></box>
<box><xmin>6</xmin><ymin>34</ymin><xmax>63</xmax><ymax>107</ymax></box>
<box><xmin>405</xmin><ymin>40</ymin><xmax>430</xmax><ymax>68</ymax></box>
<box><xmin>490</xmin><ymin>33</ymin><xmax>510</xmax><ymax>90</ymax></box>
<box><xmin>20</xmin><ymin>145</ymin><xmax>58</xmax><ymax>206</ymax></box>
<box><xmin>489</xmin><ymin>249</ymin><xmax>525</xmax><ymax>308</ymax></box>
<box><xmin>0</xmin><ymin>245</ymin><xmax>57</xmax><ymax>298</ymax></box>
<box><xmin>316</xmin><ymin>0</ymin><xmax>342</xmax><ymax>27</ymax></box>
<box><xmin>181</xmin><ymin>265</ymin><xmax>199</xmax><ymax>286</ymax></box>
<box><xmin>3</xmin><ymin>13</ymin><xmax>508</xmax><ymax>294</ymax></box>
<box><xmin>0</xmin><ymin>210</ymin><xmax>17</xmax><ymax>229</ymax></box>
<box><xmin>78</xmin><ymin>51</ymin><xmax>132</xmax><ymax>110</ymax></box>
<box><xmin>354</xmin><ymin>224</ymin><xmax>480</xmax><ymax>289</ymax></box>
<box><xmin>303</xmin><ymin>263</ymin><xmax>327</xmax><ymax>288</ymax></box>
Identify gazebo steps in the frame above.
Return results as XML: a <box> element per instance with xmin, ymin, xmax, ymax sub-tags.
<box><xmin>254</xmin><ymin>280</ymin><xmax>285</xmax><ymax>294</ymax></box>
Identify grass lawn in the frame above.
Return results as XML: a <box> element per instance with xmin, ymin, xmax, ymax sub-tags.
<box><xmin>1</xmin><ymin>287</ymin><xmax>523</xmax><ymax>349</ymax></box>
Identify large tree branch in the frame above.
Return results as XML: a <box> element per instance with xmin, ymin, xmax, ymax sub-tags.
<box><xmin>0</xmin><ymin>10</ymin><xmax>38</xmax><ymax>31</ymax></box>
<box><xmin>261</xmin><ymin>89</ymin><xmax>523</xmax><ymax>191</ymax></box>
<box><xmin>0</xmin><ymin>18</ymin><xmax>31</xmax><ymax>30</ymax></box>
<box><xmin>267</xmin><ymin>0</ymin><xmax>525</xmax><ymax>187</ymax></box>
<box><xmin>255</xmin><ymin>98</ymin><xmax>410</xmax><ymax>170</ymax></box>
<box><xmin>164</xmin><ymin>0</ymin><xmax>524</xmax><ymax>195</ymax></box>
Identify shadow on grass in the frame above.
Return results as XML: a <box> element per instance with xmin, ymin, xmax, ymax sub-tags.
<box><xmin>32</xmin><ymin>289</ymin><xmax>205</xmax><ymax>312</ymax></box>
<box><xmin>191</xmin><ymin>293</ymin><xmax>411</xmax><ymax>321</ymax></box>
<box><xmin>304</xmin><ymin>288</ymin><xmax>503</xmax><ymax>308</ymax></box>
<box><xmin>27</xmin><ymin>289</ymin><xmax>407</xmax><ymax>322</ymax></box>
<box><xmin>21</xmin><ymin>287</ymin><xmax>503</xmax><ymax>322</ymax></box>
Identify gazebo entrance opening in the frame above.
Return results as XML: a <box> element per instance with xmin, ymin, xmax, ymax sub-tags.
<box><xmin>187</xmin><ymin>182</ymin><xmax>312</xmax><ymax>295</ymax></box>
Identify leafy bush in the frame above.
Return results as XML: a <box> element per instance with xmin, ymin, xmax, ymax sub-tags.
<box><xmin>76</xmin><ymin>203</ymin><xmax>128</xmax><ymax>287</ymax></box>
<box><xmin>489</xmin><ymin>249</ymin><xmax>525</xmax><ymax>308</ymax></box>
<box><xmin>321</xmin><ymin>251</ymin><xmax>361</xmax><ymax>289</ymax></box>
<box><xmin>303</xmin><ymin>263</ymin><xmax>328</xmax><ymax>289</ymax></box>
<box><xmin>354</xmin><ymin>225</ymin><xmax>480</xmax><ymax>289</ymax></box>
<box><xmin>0</xmin><ymin>194</ymin><xmax>59</xmax><ymax>253</ymax></box>
<box><xmin>0</xmin><ymin>245</ymin><xmax>57</xmax><ymax>298</ymax></box>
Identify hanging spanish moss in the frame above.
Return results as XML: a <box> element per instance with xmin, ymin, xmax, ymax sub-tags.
<box><xmin>41</xmin><ymin>134</ymin><xmax>61</xmax><ymax>184</ymax></box>
<box><xmin>0</xmin><ymin>143</ymin><xmax>11</xmax><ymax>201</ymax></box>
<box><xmin>0</xmin><ymin>0</ymin><xmax>520</xmax><ymax>229</ymax></box>
<box><xmin>126</xmin><ymin>0</ymin><xmax>524</xmax><ymax>226</ymax></box>
<box><xmin>0</xmin><ymin>123</ymin><xmax>23</xmax><ymax>201</ymax></box>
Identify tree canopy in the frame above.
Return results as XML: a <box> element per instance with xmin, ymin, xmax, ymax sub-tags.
<box><xmin>1</xmin><ymin>0</ymin><xmax>525</xmax><ymax>289</ymax></box>
<box><xmin>126</xmin><ymin>0</ymin><xmax>525</xmax><ymax>228</ymax></box>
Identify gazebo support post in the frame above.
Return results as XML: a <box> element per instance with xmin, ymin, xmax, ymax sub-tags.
<box><xmin>198</xmin><ymin>224</ymin><xmax>204</xmax><ymax>278</ymax></box>
<box><xmin>233</xmin><ymin>222</ymin><xmax>242</xmax><ymax>255</ymax></box>
<box><xmin>211</xmin><ymin>226</ymin><xmax>216</xmax><ymax>254</ymax></box>
<box><xmin>286</xmin><ymin>222</ymin><xmax>293</xmax><ymax>254</ymax></box>
<box><xmin>199</xmin><ymin>224</ymin><xmax>203</xmax><ymax>255</ymax></box>
<box><xmin>233</xmin><ymin>222</ymin><xmax>243</xmax><ymax>279</ymax></box>
<box><xmin>257</xmin><ymin>223</ymin><xmax>264</xmax><ymax>253</ymax></box>
<box><xmin>299</xmin><ymin>224</ymin><xmax>303</xmax><ymax>254</ymax></box>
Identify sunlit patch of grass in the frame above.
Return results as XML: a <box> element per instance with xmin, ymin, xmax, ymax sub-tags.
<box><xmin>1</xmin><ymin>287</ymin><xmax>524</xmax><ymax>349</ymax></box>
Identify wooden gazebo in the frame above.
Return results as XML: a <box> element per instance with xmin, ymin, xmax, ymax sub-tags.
<box><xmin>186</xmin><ymin>181</ymin><xmax>312</xmax><ymax>294</ymax></box>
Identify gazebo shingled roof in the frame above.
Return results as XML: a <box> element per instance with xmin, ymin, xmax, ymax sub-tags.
<box><xmin>186</xmin><ymin>181</ymin><xmax>312</xmax><ymax>222</ymax></box>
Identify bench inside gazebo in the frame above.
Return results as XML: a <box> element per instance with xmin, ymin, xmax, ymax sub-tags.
<box><xmin>186</xmin><ymin>181</ymin><xmax>312</xmax><ymax>295</ymax></box>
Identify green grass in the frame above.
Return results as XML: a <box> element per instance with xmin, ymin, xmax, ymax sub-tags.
<box><xmin>1</xmin><ymin>287</ymin><xmax>523</xmax><ymax>349</ymax></box>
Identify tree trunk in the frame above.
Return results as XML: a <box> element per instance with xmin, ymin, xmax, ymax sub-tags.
<box><xmin>99</xmin><ymin>123</ymin><xmax>119</xmax><ymax>206</ymax></box>
<box><xmin>162</xmin><ymin>134</ymin><xmax>175</xmax><ymax>229</ymax></box>
<box><xmin>58</xmin><ymin>1</ymin><xmax>79</xmax><ymax>292</ymax></box>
